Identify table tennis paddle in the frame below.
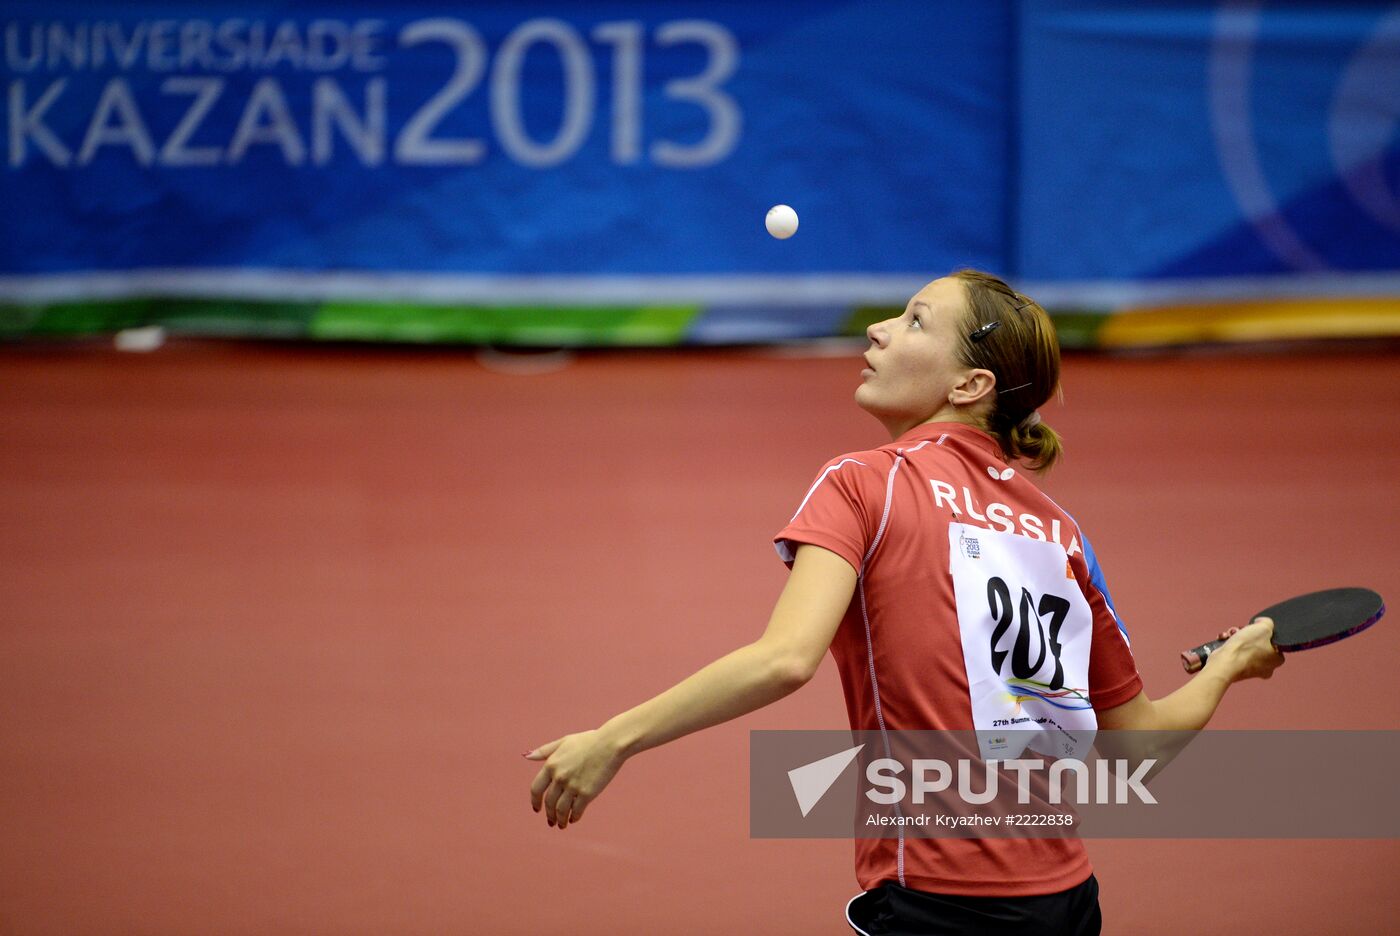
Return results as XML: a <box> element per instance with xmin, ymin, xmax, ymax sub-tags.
<box><xmin>1181</xmin><ymin>587</ymin><xmax>1385</xmax><ymax>673</ymax></box>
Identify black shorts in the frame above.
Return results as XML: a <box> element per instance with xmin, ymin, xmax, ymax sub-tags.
<box><xmin>845</xmin><ymin>875</ymin><xmax>1101</xmax><ymax>936</ymax></box>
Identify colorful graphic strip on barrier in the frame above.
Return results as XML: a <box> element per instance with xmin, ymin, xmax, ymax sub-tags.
<box><xmin>7</xmin><ymin>296</ymin><xmax>1400</xmax><ymax>350</ymax></box>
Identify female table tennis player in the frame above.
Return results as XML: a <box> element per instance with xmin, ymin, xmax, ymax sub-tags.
<box><xmin>526</xmin><ymin>270</ymin><xmax>1284</xmax><ymax>935</ymax></box>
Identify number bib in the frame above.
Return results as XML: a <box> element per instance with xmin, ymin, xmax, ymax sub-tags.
<box><xmin>948</xmin><ymin>523</ymin><xmax>1097</xmax><ymax>760</ymax></box>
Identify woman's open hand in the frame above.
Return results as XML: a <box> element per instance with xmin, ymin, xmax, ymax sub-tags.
<box><xmin>526</xmin><ymin>729</ymin><xmax>627</xmax><ymax>830</ymax></box>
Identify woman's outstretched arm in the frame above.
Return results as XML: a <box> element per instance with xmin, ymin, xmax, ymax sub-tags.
<box><xmin>526</xmin><ymin>544</ymin><xmax>857</xmax><ymax>829</ymax></box>
<box><xmin>1096</xmin><ymin>619</ymin><xmax>1284</xmax><ymax>734</ymax></box>
<box><xmin>1092</xmin><ymin>619</ymin><xmax>1284</xmax><ymax>777</ymax></box>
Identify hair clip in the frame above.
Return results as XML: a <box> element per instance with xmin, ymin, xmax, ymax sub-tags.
<box><xmin>969</xmin><ymin>321</ymin><xmax>1001</xmax><ymax>342</ymax></box>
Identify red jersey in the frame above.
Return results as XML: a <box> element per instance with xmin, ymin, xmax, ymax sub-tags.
<box><xmin>774</xmin><ymin>421</ymin><xmax>1142</xmax><ymax>897</ymax></box>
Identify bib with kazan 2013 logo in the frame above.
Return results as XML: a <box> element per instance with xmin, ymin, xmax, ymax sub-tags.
<box><xmin>948</xmin><ymin>522</ymin><xmax>1096</xmax><ymax>761</ymax></box>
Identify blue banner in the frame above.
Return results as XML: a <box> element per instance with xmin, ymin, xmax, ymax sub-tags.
<box><xmin>1017</xmin><ymin>1</ymin><xmax>1400</xmax><ymax>282</ymax></box>
<box><xmin>1</xmin><ymin>2</ymin><xmax>1009</xmax><ymax>278</ymax></box>
<box><xmin>3</xmin><ymin>1</ymin><xmax>1398</xmax><ymax>339</ymax></box>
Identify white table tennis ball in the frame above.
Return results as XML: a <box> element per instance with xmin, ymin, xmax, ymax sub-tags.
<box><xmin>765</xmin><ymin>204</ymin><xmax>799</xmax><ymax>239</ymax></box>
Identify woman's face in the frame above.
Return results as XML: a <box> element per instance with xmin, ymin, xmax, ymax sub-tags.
<box><xmin>855</xmin><ymin>277</ymin><xmax>973</xmax><ymax>435</ymax></box>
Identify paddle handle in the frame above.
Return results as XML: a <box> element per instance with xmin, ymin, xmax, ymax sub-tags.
<box><xmin>1180</xmin><ymin>638</ymin><xmax>1226</xmax><ymax>673</ymax></box>
<box><xmin>1182</xmin><ymin>626</ymin><xmax>1275</xmax><ymax>672</ymax></box>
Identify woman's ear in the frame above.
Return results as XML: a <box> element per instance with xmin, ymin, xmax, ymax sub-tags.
<box><xmin>948</xmin><ymin>369</ymin><xmax>997</xmax><ymax>408</ymax></box>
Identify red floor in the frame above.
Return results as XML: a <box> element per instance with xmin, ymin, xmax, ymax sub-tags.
<box><xmin>1</xmin><ymin>342</ymin><xmax>1398</xmax><ymax>934</ymax></box>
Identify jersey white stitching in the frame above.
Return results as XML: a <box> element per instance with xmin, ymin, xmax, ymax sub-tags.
<box><xmin>860</xmin><ymin>453</ymin><xmax>906</xmax><ymax>886</ymax></box>
<box><xmin>789</xmin><ymin>458</ymin><xmax>868</xmax><ymax>523</ymax></box>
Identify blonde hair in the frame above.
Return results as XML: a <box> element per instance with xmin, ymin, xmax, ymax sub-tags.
<box><xmin>951</xmin><ymin>269</ymin><xmax>1063</xmax><ymax>471</ymax></box>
